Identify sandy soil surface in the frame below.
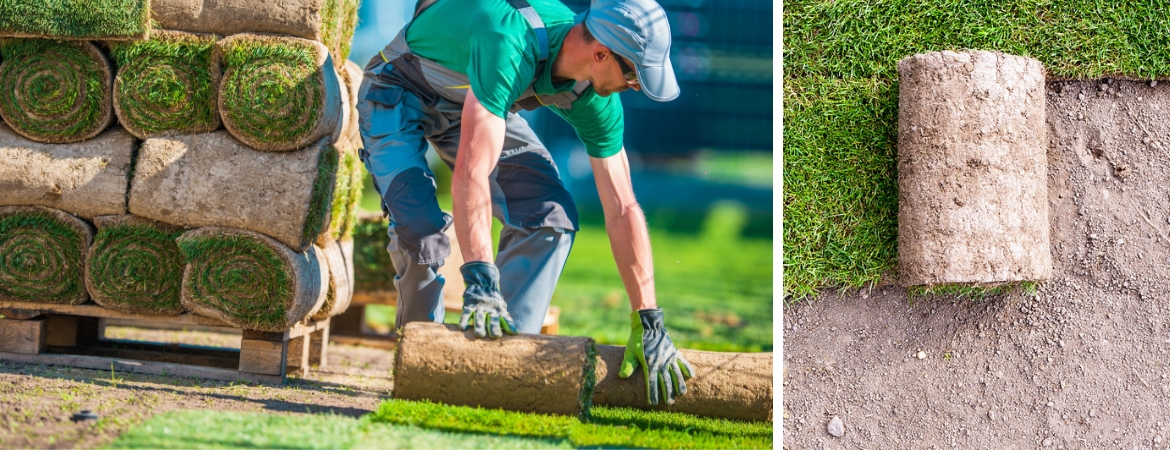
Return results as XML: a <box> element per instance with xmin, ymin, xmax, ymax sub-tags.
<box><xmin>0</xmin><ymin>331</ymin><xmax>396</xmax><ymax>449</ymax></box>
<box><xmin>783</xmin><ymin>80</ymin><xmax>1170</xmax><ymax>448</ymax></box>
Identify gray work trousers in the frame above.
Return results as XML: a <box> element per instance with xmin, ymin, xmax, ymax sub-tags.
<box><xmin>356</xmin><ymin>56</ymin><xmax>578</xmax><ymax>334</ymax></box>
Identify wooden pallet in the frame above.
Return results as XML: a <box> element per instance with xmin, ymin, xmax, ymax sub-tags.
<box><xmin>0</xmin><ymin>301</ymin><xmax>329</xmax><ymax>384</ymax></box>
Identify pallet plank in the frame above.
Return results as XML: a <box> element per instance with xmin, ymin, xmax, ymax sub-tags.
<box><xmin>0</xmin><ymin>301</ymin><xmax>230</xmax><ymax>327</ymax></box>
<box><xmin>0</xmin><ymin>318</ymin><xmax>46</xmax><ymax>354</ymax></box>
<box><xmin>0</xmin><ymin>351</ymin><xmax>283</xmax><ymax>384</ymax></box>
<box><xmin>239</xmin><ymin>339</ymin><xmax>287</xmax><ymax>376</ymax></box>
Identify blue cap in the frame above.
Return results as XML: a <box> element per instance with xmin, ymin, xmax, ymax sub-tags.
<box><xmin>575</xmin><ymin>0</ymin><xmax>679</xmax><ymax>102</ymax></box>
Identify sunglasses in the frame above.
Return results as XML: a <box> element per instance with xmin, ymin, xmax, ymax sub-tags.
<box><xmin>614</xmin><ymin>54</ymin><xmax>638</xmax><ymax>85</ymax></box>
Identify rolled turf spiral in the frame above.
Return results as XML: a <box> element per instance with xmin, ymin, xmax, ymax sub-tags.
<box><xmin>178</xmin><ymin>227</ymin><xmax>327</xmax><ymax>331</ymax></box>
<box><xmin>0</xmin><ymin>39</ymin><xmax>114</xmax><ymax>143</ymax></box>
<box><xmin>316</xmin><ymin>148</ymin><xmax>360</xmax><ymax>245</ymax></box>
<box><xmin>312</xmin><ymin>238</ymin><xmax>352</xmax><ymax>320</ymax></box>
<box><xmin>85</xmin><ymin>215</ymin><xmax>186</xmax><ymax>315</ymax></box>
<box><xmin>217</xmin><ymin>34</ymin><xmax>342</xmax><ymax>152</ymax></box>
<box><xmin>0</xmin><ymin>206</ymin><xmax>93</xmax><ymax>305</ymax></box>
<box><xmin>111</xmin><ymin>31</ymin><xmax>221</xmax><ymax>139</ymax></box>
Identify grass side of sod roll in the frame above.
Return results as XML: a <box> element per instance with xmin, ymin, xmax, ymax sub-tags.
<box><xmin>88</xmin><ymin>222</ymin><xmax>185</xmax><ymax>314</ymax></box>
<box><xmin>0</xmin><ymin>39</ymin><xmax>109</xmax><ymax>142</ymax></box>
<box><xmin>319</xmin><ymin>150</ymin><xmax>355</xmax><ymax>243</ymax></box>
<box><xmin>784</xmin><ymin>1</ymin><xmax>1170</xmax><ymax>300</ymax></box>
<box><xmin>178</xmin><ymin>233</ymin><xmax>292</xmax><ymax>330</ymax></box>
<box><xmin>219</xmin><ymin>36</ymin><xmax>324</xmax><ymax>148</ymax></box>
<box><xmin>110</xmin><ymin>32</ymin><xmax>220</xmax><ymax>137</ymax></box>
<box><xmin>304</xmin><ymin>145</ymin><xmax>340</xmax><ymax>247</ymax></box>
<box><xmin>0</xmin><ymin>0</ymin><xmax>148</xmax><ymax>39</ymax></box>
<box><xmin>0</xmin><ymin>209</ymin><xmax>86</xmax><ymax>303</ymax></box>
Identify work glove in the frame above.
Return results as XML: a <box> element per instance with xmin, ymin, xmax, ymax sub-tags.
<box><xmin>457</xmin><ymin>262</ymin><xmax>517</xmax><ymax>339</ymax></box>
<box><xmin>619</xmin><ymin>308</ymin><xmax>695</xmax><ymax>406</ymax></box>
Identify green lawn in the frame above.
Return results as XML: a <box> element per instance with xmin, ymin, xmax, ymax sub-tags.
<box><xmin>784</xmin><ymin>0</ymin><xmax>1170</xmax><ymax>299</ymax></box>
<box><xmin>107</xmin><ymin>403</ymin><xmax>772</xmax><ymax>449</ymax></box>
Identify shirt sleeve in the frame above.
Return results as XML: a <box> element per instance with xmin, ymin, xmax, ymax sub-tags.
<box><xmin>550</xmin><ymin>88</ymin><xmax>625</xmax><ymax>158</ymax></box>
<box><xmin>466</xmin><ymin>30</ymin><xmax>536</xmax><ymax>119</ymax></box>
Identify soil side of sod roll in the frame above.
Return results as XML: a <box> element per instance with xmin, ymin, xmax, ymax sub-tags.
<box><xmin>592</xmin><ymin>345</ymin><xmax>774</xmax><ymax>423</ymax></box>
<box><xmin>0</xmin><ymin>124</ymin><xmax>135</xmax><ymax>219</ymax></box>
<box><xmin>0</xmin><ymin>206</ymin><xmax>93</xmax><ymax>305</ymax></box>
<box><xmin>216</xmin><ymin>33</ymin><xmax>343</xmax><ymax>152</ymax></box>
<box><xmin>311</xmin><ymin>238</ymin><xmax>353</xmax><ymax>320</ymax></box>
<box><xmin>0</xmin><ymin>39</ymin><xmax>114</xmax><ymax>143</ymax></box>
<box><xmin>128</xmin><ymin>131</ymin><xmax>338</xmax><ymax>252</ymax></box>
<box><xmin>338</xmin><ymin>59</ymin><xmax>363</xmax><ymax>150</ymax></box>
<box><xmin>897</xmin><ymin>51</ymin><xmax>1051</xmax><ymax>286</ymax></box>
<box><xmin>0</xmin><ymin>0</ymin><xmax>149</xmax><ymax>40</ymax></box>
<box><xmin>85</xmin><ymin>215</ymin><xmax>186</xmax><ymax>315</ymax></box>
<box><xmin>111</xmin><ymin>30</ymin><xmax>222</xmax><ymax>140</ymax></box>
<box><xmin>152</xmin><ymin>0</ymin><xmax>359</xmax><ymax>61</ymax></box>
<box><xmin>177</xmin><ymin>227</ymin><xmax>328</xmax><ymax>332</ymax></box>
<box><xmin>394</xmin><ymin>322</ymin><xmax>597</xmax><ymax>420</ymax></box>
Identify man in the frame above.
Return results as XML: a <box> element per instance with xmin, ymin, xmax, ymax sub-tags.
<box><xmin>357</xmin><ymin>0</ymin><xmax>693</xmax><ymax>405</ymax></box>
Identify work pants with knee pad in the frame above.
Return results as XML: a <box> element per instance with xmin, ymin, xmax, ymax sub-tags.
<box><xmin>357</xmin><ymin>59</ymin><xmax>578</xmax><ymax>334</ymax></box>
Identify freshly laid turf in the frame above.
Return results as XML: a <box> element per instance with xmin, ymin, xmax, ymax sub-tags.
<box><xmin>0</xmin><ymin>39</ymin><xmax>113</xmax><ymax>143</ymax></box>
<box><xmin>110</xmin><ymin>31</ymin><xmax>220</xmax><ymax>139</ymax></box>
<box><xmin>107</xmin><ymin>410</ymin><xmax>569</xmax><ymax>449</ymax></box>
<box><xmin>0</xmin><ymin>206</ymin><xmax>91</xmax><ymax>304</ymax></box>
<box><xmin>0</xmin><ymin>0</ymin><xmax>149</xmax><ymax>40</ymax></box>
<box><xmin>371</xmin><ymin>400</ymin><xmax>773</xmax><ymax>449</ymax></box>
<box><xmin>86</xmin><ymin>217</ymin><xmax>186</xmax><ymax>315</ymax></box>
<box><xmin>784</xmin><ymin>1</ymin><xmax>1170</xmax><ymax>299</ymax></box>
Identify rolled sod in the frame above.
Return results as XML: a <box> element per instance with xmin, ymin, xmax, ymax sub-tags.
<box><xmin>897</xmin><ymin>51</ymin><xmax>1051</xmax><ymax>286</ymax></box>
<box><xmin>394</xmin><ymin>322</ymin><xmax>597</xmax><ymax>420</ymax></box>
<box><xmin>129</xmin><ymin>131</ymin><xmax>338</xmax><ymax>252</ymax></box>
<box><xmin>0</xmin><ymin>206</ymin><xmax>93</xmax><ymax>305</ymax></box>
<box><xmin>0</xmin><ymin>0</ymin><xmax>149</xmax><ymax>40</ymax></box>
<box><xmin>178</xmin><ymin>227</ymin><xmax>328</xmax><ymax>332</ymax></box>
<box><xmin>316</xmin><ymin>149</ymin><xmax>362</xmax><ymax>245</ymax></box>
<box><xmin>338</xmin><ymin>59</ymin><xmax>363</xmax><ymax>150</ymax></box>
<box><xmin>0</xmin><ymin>124</ymin><xmax>135</xmax><ymax>219</ymax></box>
<box><xmin>311</xmin><ymin>238</ymin><xmax>353</xmax><ymax>320</ymax></box>
<box><xmin>111</xmin><ymin>30</ymin><xmax>221</xmax><ymax>140</ymax></box>
<box><xmin>592</xmin><ymin>345</ymin><xmax>773</xmax><ymax>423</ymax></box>
<box><xmin>216</xmin><ymin>34</ymin><xmax>343</xmax><ymax>151</ymax></box>
<box><xmin>85</xmin><ymin>215</ymin><xmax>186</xmax><ymax>315</ymax></box>
<box><xmin>0</xmin><ymin>39</ymin><xmax>114</xmax><ymax>143</ymax></box>
<box><xmin>153</xmin><ymin>0</ymin><xmax>360</xmax><ymax>61</ymax></box>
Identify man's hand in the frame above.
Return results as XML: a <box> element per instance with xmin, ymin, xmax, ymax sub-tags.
<box><xmin>457</xmin><ymin>262</ymin><xmax>517</xmax><ymax>339</ymax></box>
<box><xmin>619</xmin><ymin>308</ymin><xmax>694</xmax><ymax>405</ymax></box>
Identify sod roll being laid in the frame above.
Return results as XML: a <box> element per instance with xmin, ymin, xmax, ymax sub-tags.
<box><xmin>111</xmin><ymin>30</ymin><xmax>221</xmax><ymax>140</ymax></box>
<box><xmin>177</xmin><ymin>227</ymin><xmax>328</xmax><ymax>332</ymax></box>
<box><xmin>217</xmin><ymin>33</ymin><xmax>343</xmax><ymax>152</ymax></box>
<box><xmin>0</xmin><ymin>39</ymin><xmax>114</xmax><ymax>143</ymax></box>
<box><xmin>592</xmin><ymin>345</ymin><xmax>773</xmax><ymax>423</ymax></box>
<box><xmin>394</xmin><ymin>322</ymin><xmax>597</xmax><ymax>420</ymax></box>
<box><xmin>311</xmin><ymin>238</ymin><xmax>352</xmax><ymax>320</ymax></box>
<box><xmin>129</xmin><ymin>131</ymin><xmax>338</xmax><ymax>252</ymax></box>
<box><xmin>0</xmin><ymin>206</ymin><xmax>93</xmax><ymax>305</ymax></box>
<box><xmin>85</xmin><ymin>216</ymin><xmax>186</xmax><ymax>315</ymax></box>
<box><xmin>0</xmin><ymin>0</ymin><xmax>149</xmax><ymax>40</ymax></box>
<box><xmin>897</xmin><ymin>51</ymin><xmax>1051</xmax><ymax>286</ymax></box>
<box><xmin>0</xmin><ymin>124</ymin><xmax>135</xmax><ymax>219</ymax></box>
<box><xmin>153</xmin><ymin>0</ymin><xmax>360</xmax><ymax>62</ymax></box>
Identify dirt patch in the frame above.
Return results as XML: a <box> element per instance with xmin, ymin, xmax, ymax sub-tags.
<box><xmin>897</xmin><ymin>51</ymin><xmax>1051</xmax><ymax>286</ymax></box>
<box><xmin>783</xmin><ymin>79</ymin><xmax>1170</xmax><ymax>448</ymax></box>
<box><xmin>0</xmin><ymin>337</ymin><xmax>394</xmax><ymax>449</ymax></box>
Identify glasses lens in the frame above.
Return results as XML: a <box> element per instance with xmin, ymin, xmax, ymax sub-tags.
<box><xmin>615</xmin><ymin>55</ymin><xmax>638</xmax><ymax>83</ymax></box>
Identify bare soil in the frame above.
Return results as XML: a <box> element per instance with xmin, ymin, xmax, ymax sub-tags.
<box><xmin>783</xmin><ymin>79</ymin><xmax>1170</xmax><ymax>448</ymax></box>
<box><xmin>0</xmin><ymin>326</ymin><xmax>395</xmax><ymax>449</ymax></box>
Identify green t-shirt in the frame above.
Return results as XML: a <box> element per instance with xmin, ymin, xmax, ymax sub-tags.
<box><xmin>406</xmin><ymin>0</ymin><xmax>625</xmax><ymax>158</ymax></box>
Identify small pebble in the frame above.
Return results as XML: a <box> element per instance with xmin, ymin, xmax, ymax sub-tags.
<box><xmin>1043</xmin><ymin>437</ymin><xmax>1053</xmax><ymax>447</ymax></box>
<box><xmin>1145</xmin><ymin>137</ymin><xmax>1152</xmax><ymax>144</ymax></box>
<box><xmin>917</xmin><ymin>351</ymin><xmax>927</xmax><ymax>360</ymax></box>
<box><xmin>827</xmin><ymin>416</ymin><xmax>844</xmax><ymax>437</ymax></box>
<box><xmin>1155</xmin><ymin>435</ymin><xmax>1163</xmax><ymax>444</ymax></box>
<box><xmin>1152</xmin><ymin>80</ymin><xmax>1159</xmax><ymax>87</ymax></box>
<box><xmin>988</xmin><ymin>410</ymin><xmax>996</xmax><ymax>420</ymax></box>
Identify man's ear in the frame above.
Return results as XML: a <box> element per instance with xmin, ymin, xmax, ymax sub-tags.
<box><xmin>593</xmin><ymin>47</ymin><xmax>611</xmax><ymax>63</ymax></box>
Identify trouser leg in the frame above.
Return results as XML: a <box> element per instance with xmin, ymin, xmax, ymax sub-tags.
<box><xmin>357</xmin><ymin>65</ymin><xmax>450</xmax><ymax>327</ymax></box>
<box><xmin>495</xmin><ymin>225</ymin><xmax>575</xmax><ymax>333</ymax></box>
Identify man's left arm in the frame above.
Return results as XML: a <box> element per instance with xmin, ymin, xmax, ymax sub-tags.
<box><xmin>591</xmin><ymin>150</ymin><xmax>694</xmax><ymax>406</ymax></box>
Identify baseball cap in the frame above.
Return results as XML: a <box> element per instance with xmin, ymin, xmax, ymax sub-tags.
<box><xmin>575</xmin><ymin>0</ymin><xmax>679</xmax><ymax>102</ymax></box>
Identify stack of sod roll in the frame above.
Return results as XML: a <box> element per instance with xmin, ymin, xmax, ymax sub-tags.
<box><xmin>0</xmin><ymin>0</ymin><xmax>363</xmax><ymax>332</ymax></box>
